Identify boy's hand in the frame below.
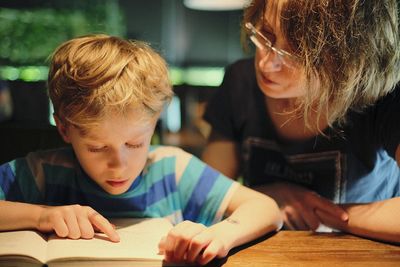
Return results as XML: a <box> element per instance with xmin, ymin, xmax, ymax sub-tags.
<box><xmin>158</xmin><ymin>220</ymin><xmax>229</xmax><ymax>265</ymax></box>
<box><xmin>255</xmin><ymin>182</ymin><xmax>348</xmax><ymax>230</ymax></box>
<box><xmin>37</xmin><ymin>204</ymin><xmax>120</xmax><ymax>242</ymax></box>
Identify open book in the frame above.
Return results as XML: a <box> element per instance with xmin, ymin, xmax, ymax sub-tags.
<box><xmin>0</xmin><ymin>217</ymin><xmax>174</xmax><ymax>267</ymax></box>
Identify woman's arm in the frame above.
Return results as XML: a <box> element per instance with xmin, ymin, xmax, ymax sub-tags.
<box><xmin>315</xmin><ymin>144</ymin><xmax>400</xmax><ymax>243</ymax></box>
<box><xmin>203</xmin><ymin>130</ymin><xmax>348</xmax><ymax>231</ymax></box>
<box><xmin>202</xmin><ymin>130</ymin><xmax>241</xmax><ymax>179</ymax></box>
<box><xmin>316</xmin><ymin>197</ymin><xmax>400</xmax><ymax>243</ymax></box>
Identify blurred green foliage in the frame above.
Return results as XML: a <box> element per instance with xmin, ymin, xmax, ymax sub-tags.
<box><xmin>0</xmin><ymin>0</ymin><xmax>126</xmax><ymax>66</ymax></box>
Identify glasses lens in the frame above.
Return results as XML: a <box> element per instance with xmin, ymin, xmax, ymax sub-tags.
<box><xmin>249</xmin><ymin>35</ymin><xmax>270</xmax><ymax>53</ymax></box>
<box><xmin>246</xmin><ymin>22</ymin><xmax>299</xmax><ymax>69</ymax></box>
<box><xmin>255</xmin><ymin>33</ymin><xmax>272</xmax><ymax>51</ymax></box>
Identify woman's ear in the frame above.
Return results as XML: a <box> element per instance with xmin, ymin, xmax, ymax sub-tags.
<box><xmin>53</xmin><ymin>114</ymin><xmax>71</xmax><ymax>143</ymax></box>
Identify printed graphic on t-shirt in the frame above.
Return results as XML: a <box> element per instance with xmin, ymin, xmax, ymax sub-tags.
<box><xmin>243</xmin><ymin>137</ymin><xmax>345</xmax><ymax>203</ymax></box>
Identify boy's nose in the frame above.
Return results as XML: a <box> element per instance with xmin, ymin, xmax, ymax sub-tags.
<box><xmin>258</xmin><ymin>50</ymin><xmax>283</xmax><ymax>72</ymax></box>
<box><xmin>108</xmin><ymin>149</ymin><xmax>127</xmax><ymax>169</ymax></box>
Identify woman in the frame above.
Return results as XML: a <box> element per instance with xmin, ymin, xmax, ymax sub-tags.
<box><xmin>202</xmin><ymin>0</ymin><xmax>400</xmax><ymax>243</ymax></box>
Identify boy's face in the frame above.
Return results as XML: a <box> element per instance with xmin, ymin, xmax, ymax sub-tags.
<box><xmin>56</xmin><ymin>112</ymin><xmax>157</xmax><ymax>195</ymax></box>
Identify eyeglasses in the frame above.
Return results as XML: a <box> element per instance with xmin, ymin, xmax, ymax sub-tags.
<box><xmin>245</xmin><ymin>22</ymin><xmax>299</xmax><ymax>69</ymax></box>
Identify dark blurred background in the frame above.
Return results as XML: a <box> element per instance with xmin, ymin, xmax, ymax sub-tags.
<box><xmin>0</xmin><ymin>0</ymin><xmax>250</xmax><ymax>161</ymax></box>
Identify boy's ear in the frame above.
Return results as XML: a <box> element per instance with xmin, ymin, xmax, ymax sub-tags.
<box><xmin>53</xmin><ymin>114</ymin><xmax>71</xmax><ymax>143</ymax></box>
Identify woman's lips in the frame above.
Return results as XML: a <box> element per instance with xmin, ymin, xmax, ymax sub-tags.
<box><xmin>106</xmin><ymin>180</ymin><xmax>128</xmax><ymax>187</ymax></box>
<box><xmin>261</xmin><ymin>74</ymin><xmax>278</xmax><ymax>85</ymax></box>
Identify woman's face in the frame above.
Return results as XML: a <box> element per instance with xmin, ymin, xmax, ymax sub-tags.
<box><xmin>254</xmin><ymin>0</ymin><xmax>306</xmax><ymax>99</ymax></box>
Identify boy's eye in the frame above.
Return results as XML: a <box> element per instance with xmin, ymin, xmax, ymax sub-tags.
<box><xmin>88</xmin><ymin>146</ymin><xmax>107</xmax><ymax>153</ymax></box>
<box><xmin>126</xmin><ymin>143</ymin><xmax>143</xmax><ymax>149</ymax></box>
<box><xmin>87</xmin><ymin>143</ymin><xmax>143</xmax><ymax>152</ymax></box>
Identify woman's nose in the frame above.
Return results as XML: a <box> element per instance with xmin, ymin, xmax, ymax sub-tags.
<box><xmin>258</xmin><ymin>50</ymin><xmax>283</xmax><ymax>72</ymax></box>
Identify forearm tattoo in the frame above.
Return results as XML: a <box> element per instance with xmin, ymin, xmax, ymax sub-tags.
<box><xmin>226</xmin><ymin>217</ymin><xmax>240</xmax><ymax>224</ymax></box>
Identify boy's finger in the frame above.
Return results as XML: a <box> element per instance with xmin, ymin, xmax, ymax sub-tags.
<box><xmin>63</xmin><ymin>212</ymin><xmax>81</xmax><ymax>239</ymax></box>
<box><xmin>88</xmin><ymin>211</ymin><xmax>120</xmax><ymax>242</ymax></box>
<box><xmin>76</xmin><ymin>215</ymin><xmax>95</xmax><ymax>239</ymax></box>
<box><xmin>174</xmin><ymin>223</ymin><xmax>202</xmax><ymax>260</ymax></box>
<box><xmin>199</xmin><ymin>240</ymin><xmax>222</xmax><ymax>265</ymax></box>
<box><xmin>52</xmin><ymin>215</ymin><xmax>69</xmax><ymax>238</ymax></box>
<box><xmin>164</xmin><ymin>230</ymin><xmax>178</xmax><ymax>261</ymax></box>
<box><xmin>187</xmin><ymin>232</ymin><xmax>211</xmax><ymax>262</ymax></box>
<box><xmin>158</xmin><ymin>236</ymin><xmax>166</xmax><ymax>254</ymax></box>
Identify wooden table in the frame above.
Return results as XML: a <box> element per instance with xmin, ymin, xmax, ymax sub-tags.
<box><xmin>208</xmin><ymin>231</ymin><xmax>400</xmax><ymax>266</ymax></box>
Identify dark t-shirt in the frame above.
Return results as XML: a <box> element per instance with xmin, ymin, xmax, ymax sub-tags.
<box><xmin>204</xmin><ymin>58</ymin><xmax>400</xmax><ymax>203</ymax></box>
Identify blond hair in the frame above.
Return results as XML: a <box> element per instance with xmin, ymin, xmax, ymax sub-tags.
<box><xmin>242</xmin><ymin>0</ymin><xmax>400</xmax><ymax>129</ymax></box>
<box><xmin>48</xmin><ymin>34</ymin><xmax>173</xmax><ymax>131</ymax></box>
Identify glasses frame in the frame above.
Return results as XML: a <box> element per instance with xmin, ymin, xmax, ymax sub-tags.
<box><xmin>245</xmin><ymin>22</ymin><xmax>299</xmax><ymax>68</ymax></box>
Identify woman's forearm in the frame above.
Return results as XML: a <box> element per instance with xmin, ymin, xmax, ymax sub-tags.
<box><xmin>341</xmin><ymin>197</ymin><xmax>400</xmax><ymax>243</ymax></box>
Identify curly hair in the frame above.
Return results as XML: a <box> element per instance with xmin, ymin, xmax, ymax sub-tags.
<box><xmin>48</xmin><ymin>35</ymin><xmax>173</xmax><ymax>132</ymax></box>
<box><xmin>242</xmin><ymin>0</ymin><xmax>400</xmax><ymax>129</ymax></box>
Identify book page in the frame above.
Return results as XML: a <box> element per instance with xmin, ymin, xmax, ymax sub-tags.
<box><xmin>0</xmin><ymin>230</ymin><xmax>48</xmax><ymax>264</ymax></box>
<box><xmin>46</xmin><ymin>218</ymin><xmax>173</xmax><ymax>263</ymax></box>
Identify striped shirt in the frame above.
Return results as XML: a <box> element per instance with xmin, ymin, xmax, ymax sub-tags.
<box><xmin>0</xmin><ymin>146</ymin><xmax>238</xmax><ymax>226</ymax></box>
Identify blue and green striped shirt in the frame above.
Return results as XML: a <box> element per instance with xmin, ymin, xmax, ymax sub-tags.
<box><xmin>0</xmin><ymin>146</ymin><xmax>238</xmax><ymax>226</ymax></box>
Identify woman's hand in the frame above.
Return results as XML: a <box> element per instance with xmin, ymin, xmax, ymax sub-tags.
<box><xmin>158</xmin><ymin>220</ymin><xmax>229</xmax><ymax>265</ymax></box>
<box><xmin>255</xmin><ymin>182</ymin><xmax>348</xmax><ymax>230</ymax></box>
<box><xmin>37</xmin><ymin>204</ymin><xmax>119</xmax><ymax>242</ymax></box>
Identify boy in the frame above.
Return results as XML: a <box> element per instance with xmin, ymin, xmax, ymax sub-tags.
<box><xmin>0</xmin><ymin>35</ymin><xmax>282</xmax><ymax>265</ymax></box>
